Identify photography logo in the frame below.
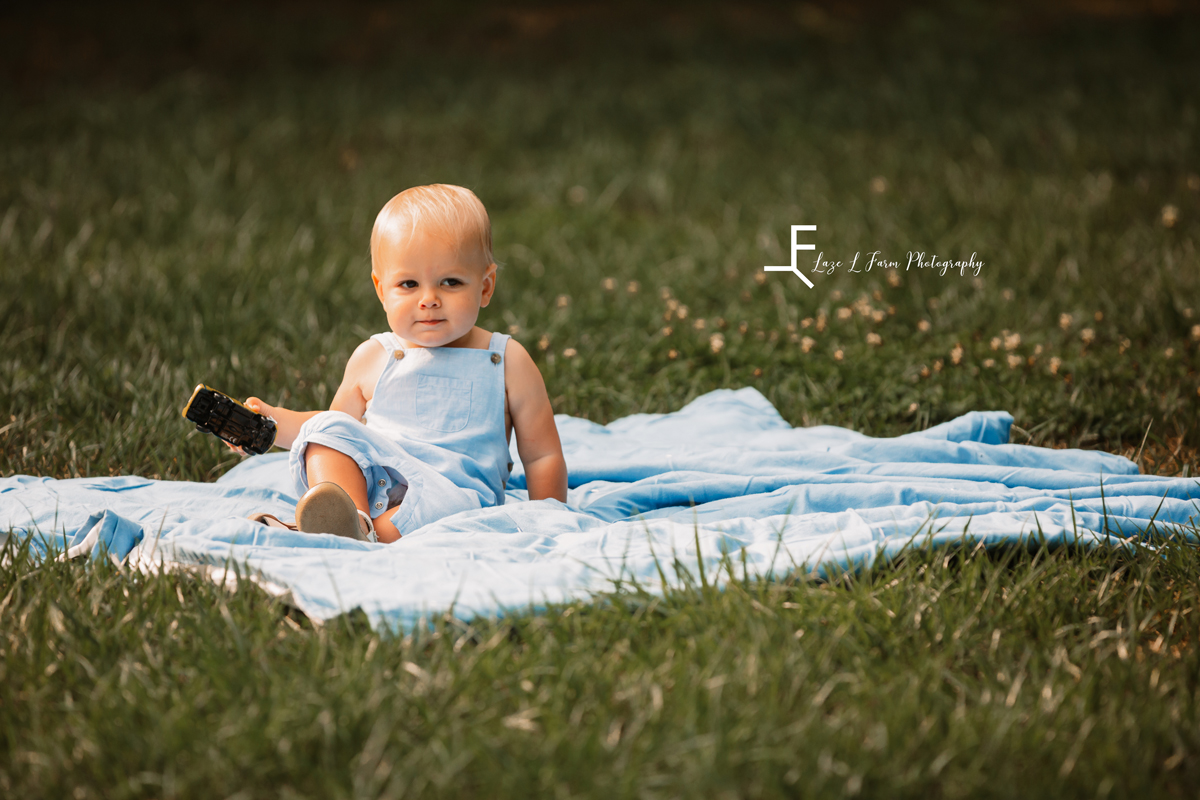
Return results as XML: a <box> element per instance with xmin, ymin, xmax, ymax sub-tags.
<box><xmin>763</xmin><ymin>225</ymin><xmax>816</xmax><ymax>288</ymax></box>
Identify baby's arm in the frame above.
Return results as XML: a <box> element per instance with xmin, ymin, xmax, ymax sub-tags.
<box><xmin>241</xmin><ymin>401</ymin><xmax>319</xmax><ymax>451</ymax></box>
<box><xmin>244</xmin><ymin>340</ymin><xmax>385</xmax><ymax>450</ymax></box>
<box><xmin>505</xmin><ymin>339</ymin><xmax>568</xmax><ymax>502</ymax></box>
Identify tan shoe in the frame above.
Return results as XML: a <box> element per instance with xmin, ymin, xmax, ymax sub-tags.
<box><xmin>295</xmin><ymin>482</ymin><xmax>375</xmax><ymax>541</ymax></box>
<box><xmin>248</xmin><ymin>512</ymin><xmax>298</xmax><ymax>531</ymax></box>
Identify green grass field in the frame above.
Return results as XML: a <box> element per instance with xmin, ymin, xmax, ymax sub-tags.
<box><xmin>2</xmin><ymin>3</ymin><xmax>1199</xmax><ymax>796</ymax></box>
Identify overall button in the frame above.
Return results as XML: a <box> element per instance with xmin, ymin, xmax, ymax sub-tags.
<box><xmin>374</xmin><ymin>501</ymin><xmax>384</xmax><ymax>509</ymax></box>
<box><xmin>491</xmin><ymin>353</ymin><xmax>502</xmax><ymax>364</ymax></box>
<box><xmin>394</xmin><ymin>350</ymin><xmax>405</xmax><ymax>360</ymax></box>
<box><xmin>377</xmin><ymin>479</ymin><xmax>386</xmax><ymax>486</ymax></box>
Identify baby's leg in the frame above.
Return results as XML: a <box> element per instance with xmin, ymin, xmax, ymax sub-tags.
<box><xmin>306</xmin><ymin>443</ymin><xmax>402</xmax><ymax>544</ymax></box>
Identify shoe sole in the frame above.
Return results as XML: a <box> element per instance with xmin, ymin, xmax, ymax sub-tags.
<box><xmin>296</xmin><ymin>482</ymin><xmax>365</xmax><ymax>540</ymax></box>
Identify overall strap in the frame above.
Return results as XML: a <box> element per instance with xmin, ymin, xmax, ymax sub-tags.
<box><xmin>371</xmin><ymin>332</ymin><xmax>405</xmax><ymax>356</ymax></box>
<box><xmin>486</xmin><ymin>332</ymin><xmax>510</xmax><ymax>353</ymax></box>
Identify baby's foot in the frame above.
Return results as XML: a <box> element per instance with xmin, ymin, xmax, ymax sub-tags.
<box><xmin>295</xmin><ymin>482</ymin><xmax>376</xmax><ymax>542</ymax></box>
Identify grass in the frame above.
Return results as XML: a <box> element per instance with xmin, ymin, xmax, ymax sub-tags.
<box><xmin>4</xmin><ymin>535</ymin><xmax>1198</xmax><ymax>798</ymax></box>
<box><xmin>2</xmin><ymin>2</ymin><xmax>1199</xmax><ymax>796</ymax></box>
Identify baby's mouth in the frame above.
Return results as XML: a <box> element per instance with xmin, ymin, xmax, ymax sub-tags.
<box><xmin>417</xmin><ymin>319</ymin><xmax>444</xmax><ymax>326</ymax></box>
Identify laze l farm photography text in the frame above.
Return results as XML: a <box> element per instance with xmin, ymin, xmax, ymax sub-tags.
<box><xmin>810</xmin><ymin>250</ymin><xmax>985</xmax><ymax>277</ymax></box>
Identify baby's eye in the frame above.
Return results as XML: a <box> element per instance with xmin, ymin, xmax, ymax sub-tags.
<box><xmin>399</xmin><ymin>280</ymin><xmax>418</xmax><ymax>289</ymax></box>
<box><xmin>441</xmin><ymin>278</ymin><xmax>463</xmax><ymax>287</ymax></box>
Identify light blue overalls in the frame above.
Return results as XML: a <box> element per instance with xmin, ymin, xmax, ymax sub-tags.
<box><xmin>289</xmin><ymin>331</ymin><xmax>513</xmax><ymax>537</ymax></box>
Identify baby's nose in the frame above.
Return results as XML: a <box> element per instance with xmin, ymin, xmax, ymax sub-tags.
<box><xmin>419</xmin><ymin>290</ymin><xmax>440</xmax><ymax>307</ymax></box>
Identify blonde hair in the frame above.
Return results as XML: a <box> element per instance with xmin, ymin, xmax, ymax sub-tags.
<box><xmin>370</xmin><ymin>184</ymin><xmax>493</xmax><ymax>271</ymax></box>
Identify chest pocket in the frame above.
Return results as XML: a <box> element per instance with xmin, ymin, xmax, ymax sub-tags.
<box><xmin>415</xmin><ymin>375</ymin><xmax>473</xmax><ymax>433</ymax></box>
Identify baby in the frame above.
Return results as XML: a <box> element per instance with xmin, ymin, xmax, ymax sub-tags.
<box><xmin>244</xmin><ymin>184</ymin><xmax>568</xmax><ymax>543</ymax></box>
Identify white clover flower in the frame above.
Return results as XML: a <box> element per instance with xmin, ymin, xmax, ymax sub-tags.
<box><xmin>1006</xmin><ymin>354</ymin><xmax>1022</xmax><ymax>369</ymax></box>
<box><xmin>1059</xmin><ymin>313</ymin><xmax>1073</xmax><ymax>330</ymax></box>
<box><xmin>562</xmin><ymin>348</ymin><xmax>577</xmax><ymax>358</ymax></box>
<box><xmin>866</xmin><ymin>332</ymin><xmax>882</xmax><ymax>346</ymax></box>
<box><xmin>1004</xmin><ymin>333</ymin><xmax>1021</xmax><ymax>350</ymax></box>
<box><xmin>801</xmin><ymin>336</ymin><xmax>815</xmax><ymax>353</ymax></box>
<box><xmin>1049</xmin><ymin>357</ymin><xmax>1062</xmax><ymax>374</ymax></box>
<box><xmin>1080</xmin><ymin>328</ymin><xmax>1095</xmax><ymax>344</ymax></box>
<box><xmin>918</xmin><ymin>320</ymin><xmax>932</xmax><ymax>333</ymax></box>
<box><xmin>709</xmin><ymin>333</ymin><xmax>725</xmax><ymax>353</ymax></box>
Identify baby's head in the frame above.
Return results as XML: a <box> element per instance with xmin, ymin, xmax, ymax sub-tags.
<box><xmin>370</xmin><ymin>185</ymin><xmax>498</xmax><ymax>348</ymax></box>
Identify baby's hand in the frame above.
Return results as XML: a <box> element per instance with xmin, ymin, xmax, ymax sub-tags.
<box><xmin>222</xmin><ymin>396</ymin><xmax>273</xmax><ymax>456</ymax></box>
<box><xmin>244</xmin><ymin>396</ymin><xmax>271</xmax><ymax>417</ymax></box>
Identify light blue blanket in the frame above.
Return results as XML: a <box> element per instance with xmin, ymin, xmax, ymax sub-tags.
<box><xmin>4</xmin><ymin>388</ymin><xmax>1197</xmax><ymax>629</ymax></box>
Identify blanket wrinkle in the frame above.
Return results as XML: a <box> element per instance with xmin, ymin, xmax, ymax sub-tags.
<box><xmin>3</xmin><ymin>387</ymin><xmax>1197</xmax><ymax>629</ymax></box>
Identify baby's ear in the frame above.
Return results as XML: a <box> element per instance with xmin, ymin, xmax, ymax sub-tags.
<box><xmin>479</xmin><ymin>263</ymin><xmax>498</xmax><ymax>307</ymax></box>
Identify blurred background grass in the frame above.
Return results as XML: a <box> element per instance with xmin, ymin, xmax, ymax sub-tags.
<box><xmin>1</xmin><ymin>1</ymin><xmax>1198</xmax><ymax>483</ymax></box>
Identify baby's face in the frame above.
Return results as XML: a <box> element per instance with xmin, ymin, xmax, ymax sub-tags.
<box><xmin>372</xmin><ymin>229</ymin><xmax>496</xmax><ymax>348</ymax></box>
